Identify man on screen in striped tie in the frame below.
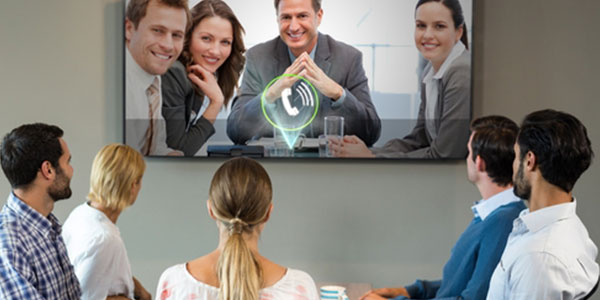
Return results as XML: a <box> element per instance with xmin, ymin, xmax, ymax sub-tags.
<box><xmin>124</xmin><ymin>0</ymin><xmax>189</xmax><ymax>156</ymax></box>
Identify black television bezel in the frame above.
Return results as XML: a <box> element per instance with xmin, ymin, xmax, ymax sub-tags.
<box><xmin>121</xmin><ymin>0</ymin><xmax>475</xmax><ymax>161</ymax></box>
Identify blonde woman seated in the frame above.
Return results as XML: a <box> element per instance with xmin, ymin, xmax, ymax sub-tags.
<box><xmin>62</xmin><ymin>144</ymin><xmax>151</xmax><ymax>300</ymax></box>
<box><xmin>157</xmin><ymin>157</ymin><xmax>319</xmax><ymax>300</ymax></box>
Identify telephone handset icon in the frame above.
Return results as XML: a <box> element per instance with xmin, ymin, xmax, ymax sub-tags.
<box><xmin>281</xmin><ymin>87</ymin><xmax>300</xmax><ymax>116</ymax></box>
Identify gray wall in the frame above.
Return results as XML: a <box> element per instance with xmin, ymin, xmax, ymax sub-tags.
<box><xmin>1</xmin><ymin>0</ymin><xmax>599</xmax><ymax>298</ymax></box>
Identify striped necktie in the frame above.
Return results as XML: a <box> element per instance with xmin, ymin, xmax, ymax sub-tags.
<box><xmin>141</xmin><ymin>77</ymin><xmax>160</xmax><ymax>155</ymax></box>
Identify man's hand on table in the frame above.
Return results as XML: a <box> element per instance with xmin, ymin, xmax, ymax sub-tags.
<box><xmin>329</xmin><ymin>135</ymin><xmax>375</xmax><ymax>158</ymax></box>
<box><xmin>359</xmin><ymin>287</ymin><xmax>410</xmax><ymax>299</ymax></box>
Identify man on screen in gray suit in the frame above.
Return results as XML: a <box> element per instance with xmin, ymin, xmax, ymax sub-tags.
<box><xmin>226</xmin><ymin>0</ymin><xmax>381</xmax><ymax>146</ymax></box>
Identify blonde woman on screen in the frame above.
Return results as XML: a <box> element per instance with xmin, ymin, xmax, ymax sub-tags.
<box><xmin>157</xmin><ymin>157</ymin><xmax>319</xmax><ymax>300</ymax></box>
<box><xmin>62</xmin><ymin>144</ymin><xmax>150</xmax><ymax>300</ymax></box>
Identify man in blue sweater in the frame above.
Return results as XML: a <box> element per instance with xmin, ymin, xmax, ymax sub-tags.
<box><xmin>361</xmin><ymin>116</ymin><xmax>527</xmax><ymax>300</ymax></box>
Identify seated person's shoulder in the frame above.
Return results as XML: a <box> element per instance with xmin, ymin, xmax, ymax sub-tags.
<box><xmin>485</xmin><ymin>202</ymin><xmax>526</xmax><ymax>223</ymax></box>
<box><xmin>73</xmin><ymin>231</ymin><xmax>120</xmax><ymax>260</ymax></box>
<box><xmin>286</xmin><ymin>268</ymin><xmax>317</xmax><ymax>287</ymax></box>
<box><xmin>0</xmin><ymin>210</ymin><xmax>18</xmax><ymax>230</ymax></box>
<box><xmin>446</xmin><ymin>50</ymin><xmax>471</xmax><ymax>77</ymax></box>
<box><xmin>159</xmin><ymin>263</ymin><xmax>186</xmax><ymax>281</ymax></box>
<box><xmin>245</xmin><ymin>37</ymin><xmax>282</xmax><ymax>61</ymax></box>
<box><xmin>157</xmin><ymin>263</ymin><xmax>197</xmax><ymax>297</ymax></box>
<box><xmin>276</xmin><ymin>268</ymin><xmax>318</xmax><ymax>298</ymax></box>
<box><xmin>0</xmin><ymin>214</ymin><xmax>25</xmax><ymax>249</ymax></box>
<box><xmin>322</xmin><ymin>34</ymin><xmax>361</xmax><ymax>58</ymax></box>
<box><xmin>163</xmin><ymin>60</ymin><xmax>191</xmax><ymax>89</ymax></box>
<box><xmin>65</xmin><ymin>218</ymin><xmax>121</xmax><ymax>254</ymax></box>
<box><xmin>183</xmin><ymin>254</ymin><xmax>220</xmax><ymax>287</ymax></box>
<box><xmin>165</xmin><ymin>60</ymin><xmax>187</xmax><ymax>77</ymax></box>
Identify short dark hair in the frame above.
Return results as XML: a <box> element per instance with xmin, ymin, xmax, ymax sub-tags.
<box><xmin>1</xmin><ymin>123</ymin><xmax>64</xmax><ymax>189</ymax></box>
<box><xmin>126</xmin><ymin>0</ymin><xmax>190</xmax><ymax>29</ymax></box>
<box><xmin>415</xmin><ymin>0</ymin><xmax>469</xmax><ymax>50</ymax></box>
<box><xmin>274</xmin><ymin>0</ymin><xmax>321</xmax><ymax>13</ymax></box>
<box><xmin>470</xmin><ymin>116</ymin><xmax>519</xmax><ymax>186</ymax></box>
<box><xmin>517</xmin><ymin>109</ymin><xmax>593</xmax><ymax>193</ymax></box>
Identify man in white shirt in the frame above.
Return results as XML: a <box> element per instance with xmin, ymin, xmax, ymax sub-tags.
<box><xmin>125</xmin><ymin>0</ymin><xmax>188</xmax><ymax>156</ymax></box>
<box><xmin>487</xmin><ymin>109</ymin><xmax>599</xmax><ymax>300</ymax></box>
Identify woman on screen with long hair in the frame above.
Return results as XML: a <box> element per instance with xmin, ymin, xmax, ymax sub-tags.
<box><xmin>62</xmin><ymin>144</ymin><xmax>151</xmax><ymax>300</ymax></box>
<box><xmin>161</xmin><ymin>0</ymin><xmax>246</xmax><ymax>156</ymax></box>
<box><xmin>332</xmin><ymin>0</ymin><xmax>471</xmax><ymax>159</ymax></box>
<box><xmin>156</xmin><ymin>157</ymin><xmax>319</xmax><ymax>300</ymax></box>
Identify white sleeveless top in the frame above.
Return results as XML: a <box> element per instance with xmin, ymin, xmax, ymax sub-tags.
<box><xmin>156</xmin><ymin>264</ymin><xmax>319</xmax><ymax>300</ymax></box>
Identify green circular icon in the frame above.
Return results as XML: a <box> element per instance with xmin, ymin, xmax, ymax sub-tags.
<box><xmin>261</xmin><ymin>74</ymin><xmax>319</xmax><ymax>132</ymax></box>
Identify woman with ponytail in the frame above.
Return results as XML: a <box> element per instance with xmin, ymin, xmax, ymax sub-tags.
<box><xmin>156</xmin><ymin>157</ymin><xmax>319</xmax><ymax>300</ymax></box>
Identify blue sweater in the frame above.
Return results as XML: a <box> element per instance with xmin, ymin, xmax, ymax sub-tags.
<box><xmin>394</xmin><ymin>201</ymin><xmax>526</xmax><ymax>300</ymax></box>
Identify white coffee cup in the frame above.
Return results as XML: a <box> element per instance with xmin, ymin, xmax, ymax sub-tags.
<box><xmin>320</xmin><ymin>285</ymin><xmax>349</xmax><ymax>300</ymax></box>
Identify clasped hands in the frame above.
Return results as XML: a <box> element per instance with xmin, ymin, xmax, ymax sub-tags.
<box><xmin>264</xmin><ymin>52</ymin><xmax>343</xmax><ymax>104</ymax></box>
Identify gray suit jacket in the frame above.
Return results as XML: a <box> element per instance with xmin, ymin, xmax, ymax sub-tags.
<box><xmin>161</xmin><ymin>60</ymin><xmax>215</xmax><ymax>156</ymax></box>
<box><xmin>226</xmin><ymin>33</ymin><xmax>381</xmax><ymax>146</ymax></box>
<box><xmin>372</xmin><ymin>50</ymin><xmax>471</xmax><ymax>159</ymax></box>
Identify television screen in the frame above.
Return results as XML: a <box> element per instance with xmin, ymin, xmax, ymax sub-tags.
<box><xmin>124</xmin><ymin>0</ymin><xmax>473</xmax><ymax>159</ymax></box>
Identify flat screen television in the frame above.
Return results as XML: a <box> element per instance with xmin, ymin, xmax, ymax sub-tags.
<box><xmin>124</xmin><ymin>0</ymin><xmax>473</xmax><ymax>159</ymax></box>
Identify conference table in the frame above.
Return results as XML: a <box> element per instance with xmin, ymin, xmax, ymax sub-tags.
<box><xmin>197</xmin><ymin>138</ymin><xmax>324</xmax><ymax>158</ymax></box>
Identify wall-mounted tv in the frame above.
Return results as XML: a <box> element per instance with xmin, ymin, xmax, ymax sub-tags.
<box><xmin>124</xmin><ymin>0</ymin><xmax>473</xmax><ymax>159</ymax></box>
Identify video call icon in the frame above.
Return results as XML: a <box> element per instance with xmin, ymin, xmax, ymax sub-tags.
<box><xmin>281</xmin><ymin>81</ymin><xmax>315</xmax><ymax>117</ymax></box>
<box><xmin>261</xmin><ymin>74</ymin><xmax>320</xmax><ymax>148</ymax></box>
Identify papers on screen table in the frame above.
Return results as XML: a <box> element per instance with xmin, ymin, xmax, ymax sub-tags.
<box><xmin>247</xmin><ymin>137</ymin><xmax>319</xmax><ymax>149</ymax></box>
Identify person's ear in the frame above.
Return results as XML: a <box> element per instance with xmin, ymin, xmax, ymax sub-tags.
<box><xmin>206</xmin><ymin>199</ymin><xmax>217</xmax><ymax>220</ymax></box>
<box><xmin>316</xmin><ymin>8</ymin><xmax>323</xmax><ymax>26</ymax></box>
<box><xmin>130</xmin><ymin>178</ymin><xmax>140</xmax><ymax>195</ymax></box>
<box><xmin>525</xmin><ymin>151</ymin><xmax>537</xmax><ymax>171</ymax></box>
<box><xmin>263</xmin><ymin>204</ymin><xmax>274</xmax><ymax>223</ymax></box>
<box><xmin>456</xmin><ymin>24</ymin><xmax>464</xmax><ymax>43</ymax></box>
<box><xmin>125</xmin><ymin>18</ymin><xmax>134</xmax><ymax>42</ymax></box>
<box><xmin>40</xmin><ymin>161</ymin><xmax>54</xmax><ymax>180</ymax></box>
<box><xmin>475</xmin><ymin>155</ymin><xmax>486</xmax><ymax>173</ymax></box>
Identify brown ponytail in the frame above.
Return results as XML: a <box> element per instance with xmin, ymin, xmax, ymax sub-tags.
<box><xmin>209</xmin><ymin>157</ymin><xmax>273</xmax><ymax>300</ymax></box>
<box><xmin>217</xmin><ymin>222</ymin><xmax>262</xmax><ymax>300</ymax></box>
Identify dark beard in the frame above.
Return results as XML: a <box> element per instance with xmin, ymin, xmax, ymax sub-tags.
<box><xmin>513</xmin><ymin>161</ymin><xmax>531</xmax><ymax>200</ymax></box>
<box><xmin>48</xmin><ymin>166</ymin><xmax>72</xmax><ymax>202</ymax></box>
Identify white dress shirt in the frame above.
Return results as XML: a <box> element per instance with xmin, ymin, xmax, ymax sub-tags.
<box><xmin>125</xmin><ymin>48</ymin><xmax>173</xmax><ymax>155</ymax></box>
<box><xmin>487</xmin><ymin>201</ymin><xmax>599</xmax><ymax>300</ymax></box>
<box><xmin>471</xmin><ymin>188</ymin><xmax>523</xmax><ymax>221</ymax></box>
<box><xmin>62</xmin><ymin>203</ymin><xmax>135</xmax><ymax>300</ymax></box>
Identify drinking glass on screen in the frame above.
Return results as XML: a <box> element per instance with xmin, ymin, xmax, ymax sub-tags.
<box><xmin>324</xmin><ymin>116</ymin><xmax>344</xmax><ymax>157</ymax></box>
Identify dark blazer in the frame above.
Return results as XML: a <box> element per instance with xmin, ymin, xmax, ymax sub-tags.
<box><xmin>372</xmin><ymin>49</ymin><xmax>471</xmax><ymax>159</ymax></box>
<box><xmin>226</xmin><ymin>33</ymin><xmax>381</xmax><ymax>146</ymax></box>
<box><xmin>161</xmin><ymin>60</ymin><xmax>215</xmax><ymax>156</ymax></box>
